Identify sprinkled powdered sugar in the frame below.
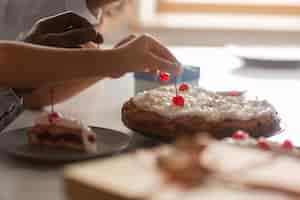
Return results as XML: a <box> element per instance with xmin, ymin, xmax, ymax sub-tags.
<box><xmin>132</xmin><ymin>85</ymin><xmax>277</xmax><ymax>121</ymax></box>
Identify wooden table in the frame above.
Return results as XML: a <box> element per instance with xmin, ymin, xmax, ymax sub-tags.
<box><xmin>1</xmin><ymin>47</ymin><xmax>300</xmax><ymax>200</ymax></box>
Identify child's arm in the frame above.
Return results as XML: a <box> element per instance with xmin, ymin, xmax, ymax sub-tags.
<box><xmin>0</xmin><ymin>35</ymin><xmax>181</xmax><ymax>108</ymax></box>
<box><xmin>0</xmin><ymin>41</ymin><xmax>122</xmax><ymax>88</ymax></box>
<box><xmin>0</xmin><ymin>34</ymin><xmax>180</xmax><ymax>88</ymax></box>
<box><xmin>15</xmin><ymin>12</ymin><xmax>180</xmax><ymax>109</ymax></box>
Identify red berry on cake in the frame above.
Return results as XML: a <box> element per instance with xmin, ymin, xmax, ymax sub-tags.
<box><xmin>172</xmin><ymin>96</ymin><xmax>185</xmax><ymax>107</ymax></box>
<box><xmin>257</xmin><ymin>138</ymin><xmax>271</xmax><ymax>150</ymax></box>
<box><xmin>179</xmin><ymin>83</ymin><xmax>189</xmax><ymax>92</ymax></box>
<box><xmin>232</xmin><ymin>130</ymin><xmax>249</xmax><ymax>140</ymax></box>
<box><xmin>281</xmin><ymin>140</ymin><xmax>294</xmax><ymax>151</ymax></box>
<box><xmin>228</xmin><ymin>91</ymin><xmax>243</xmax><ymax>97</ymax></box>
<box><xmin>159</xmin><ymin>72</ymin><xmax>171</xmax><ymax>83</ymax></box>
<box><xmin>48</xmin><ymin>112</ymin><xmax>61</xmax><ymax>123</ymax></box>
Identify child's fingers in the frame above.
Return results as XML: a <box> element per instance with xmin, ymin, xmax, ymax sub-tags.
<box><xmin>143</xmin><ymin>35</ymin><xmax>179</xmax><ymax>64</ymax></box>
<box><xmin>115</xmin><ymin>34</ymin><xmax>137</xmax><ymax>48</ymax></box>
<box><xmin>147</xmin><ymin>52</ymin><xmax>182</xmax><ymax>75</ymax></box>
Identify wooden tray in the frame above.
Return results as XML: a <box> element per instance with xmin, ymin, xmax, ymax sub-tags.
<box><xmin>64</xmin><ymin>142</ymin><xmax>300</xmax><ymax>200</ymax></box>
<box><xmin>64</xmin><ymin>152</ymin><xmax>162</xmax><ymax>200</ymax></box>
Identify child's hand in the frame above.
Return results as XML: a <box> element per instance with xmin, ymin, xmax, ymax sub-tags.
<box><xmin>112</xmin><ymin>34</ymin><xmax>182</xmax><ymax>78</ymax></box>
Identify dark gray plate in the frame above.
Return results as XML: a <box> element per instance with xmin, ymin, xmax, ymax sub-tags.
<box><xmin>0</xmin><ymin>127</ymin><xmax>130</xmax><ymax>162</ymax></box>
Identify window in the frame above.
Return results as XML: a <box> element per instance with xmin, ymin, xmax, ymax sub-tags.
<box><xmin>134</xmin><ymin>0</ymin><xmax>300</xmax><ymax>31</ymax></box>
<box><xmin>131</xmin><ymin>0</ymin><xmax>300</xmax><ymax>45</ymax></box>
<box><xmin>157</xmin><ymin>0</ymin><xmax>300</xmax><ymax>15</ymax></box>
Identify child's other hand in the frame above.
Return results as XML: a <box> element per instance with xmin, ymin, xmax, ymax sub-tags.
<box><xmin>113</xmin><ymin>34</ymin><xmax>182</xmax><ymax>78</ymax></box>
<box><xmin>22</xmin><ymin>11</ymin><xmax>103</xmax><ymax>48</ymax></box>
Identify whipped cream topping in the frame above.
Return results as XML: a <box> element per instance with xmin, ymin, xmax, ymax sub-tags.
<box><xmin>132</xmin><ymin>85</ymin><xmax>277</xmax><ymax>121</ymax></box>
<box><xmin>35</xmin><ymin>113</ymin><xmax>91</xmax><ymax>131</ymax></box>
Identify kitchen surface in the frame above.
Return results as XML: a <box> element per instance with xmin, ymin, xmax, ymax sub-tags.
<box><xmin>1</xmin><ymin>46</ymin><xmax>300</xmax><ymax>200</ymax></box>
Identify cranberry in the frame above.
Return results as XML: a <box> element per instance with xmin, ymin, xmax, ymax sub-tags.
<box><xmin>159</xmin><ymin>72</ymin><xmax>171</xmax><ymax>83</ymax></box>
<box><xmin>88</xmin><ymin>135</ymin><xmax>96</xmax><ymax>143</ymax></box>
<box><xmin>257</xmin><ymin>138</ymin><xmax>271</xmax><ymax>150</ymax></box>
<box><xmin>232</xmin><ymin>130</ymin><xmax>249</xmax><ymax>140</ymax></box>
<box><xmin>179</xmin><ymin>83</ymin><xmax>189</xmax><ymax>91</ymax></box>
<box><xmin>281</xmin><ymin>140</ymin><xmax>294</xmax><ymax>151</ymax></box>
<box><xmin>48</xmin><ymin>112</ymin><xmax>60</xmax><ymax>123</ymax></box>
<box><xmin>228</xmin><ymin>91</ymin><xmax>242</xmax><ymax>97</ymax></box>
<box><xmin>172</xmin><ymin>95</ymin><xmax>185</xmax><ymax>107</ymax></box>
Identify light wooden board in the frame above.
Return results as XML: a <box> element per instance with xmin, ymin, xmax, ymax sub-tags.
<box><xmin>64</xmin><ymin>151</ymin><xmax>164</xmax><ymax>200</ymax></box>
<box><xmin>64</xmin><ymin>143</ymin><xmax>300</xmax><ymax>200</ymax></box>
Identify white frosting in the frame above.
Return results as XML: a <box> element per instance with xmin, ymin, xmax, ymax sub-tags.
<box><xmin>132</xmin><ymin>85</ymin><xmax>276</xmax><ymax>121</ymax></box>
<box><xmin>35</xmin><ymin>113</ymin><xmax>84</xmax><ymax>130</ymax></box>
<box><xmin>224</xmin><ymin>138</ymin><xmax>257</xmax><ymax>146</ymax></box>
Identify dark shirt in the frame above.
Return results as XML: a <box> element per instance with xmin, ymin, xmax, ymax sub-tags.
<box><xmin>0</xmin><ymin>89</ymin><xmax>23</xmax><ymax>131</ymax></box>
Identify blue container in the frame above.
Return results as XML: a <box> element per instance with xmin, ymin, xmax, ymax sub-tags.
<box><xmin>134</xmin><ymin>65</ymin><xmax>200</xmax><ymax>94</ymax></box>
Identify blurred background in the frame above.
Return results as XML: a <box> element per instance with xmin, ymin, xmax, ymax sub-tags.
<box><xmin>104</xmin><ymin>0</ymin><xmax>300</xmax><ymax>46</ymax></box>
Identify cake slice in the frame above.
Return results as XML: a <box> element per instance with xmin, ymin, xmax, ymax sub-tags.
<box><xmin>28</xmin><ymin>112</ymin><xmax>97</xmax><ymax>153</ymax></box>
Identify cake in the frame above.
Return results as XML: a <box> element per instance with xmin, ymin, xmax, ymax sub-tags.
<box><xmin>122</xmin><ymin>85</ymin><xmax>281</xmax><ymax>140</ymax></box>
<box><xmin>28</xmin><ymin>112</ymin><xmax>97</xmax><ymax>153</ymax></box>
<box><xmin>64</xmin><ymin>133</ymin><xmax>300</xmax><ymax>200</ymax></box>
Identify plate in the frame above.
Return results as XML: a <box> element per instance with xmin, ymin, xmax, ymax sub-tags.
<box><xmin>227</xmin><ymin>45</ymin><xmax>300</xmax><ymax>64</ymax></box>
<box><xmin>0</xmin><ymin>127</ymin><xmax>130</xmax><ymax>162</ymax></box>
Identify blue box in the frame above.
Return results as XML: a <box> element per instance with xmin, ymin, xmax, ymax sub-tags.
<box><xmin>134</xmin><ymin>65</ymin><xmax>200</xmax><ymax>94</ymax></box>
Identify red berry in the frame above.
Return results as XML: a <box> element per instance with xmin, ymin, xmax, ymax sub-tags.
<box><xmin>281</xmin><ymin>140</ymin><xmax>294</xmax><ymax>151</ymax></box>
<box><xmin>232</xmin><ymin>130</ymin><xmax>249</xmax><ymax>140</ymax></box>
<box><xmin>159</xmin><ymin>72</ymin><xmax>171</xmax><ymax>83</ymax></box>
<box><xmin>228</xmin><ymin>91</ymin><xmax>242</xmax><ymax>97</ymax></box>
<box><xmin>179</xmin><ymin>83</ymin><xmax>189</xmax><ymax>91</ymax></box>
<box><xmin>172</xmin><ymin>95</ymin><xmax>185</xmax><ymax>107</ymax></box>
<box><xmin>48</xmin><ymin>112</ymin><xmax>60</xmax><ymax>123</ymax></box>
<box><xmin>257</xmin><ymin>138</ymin><xmax>271</xmax><ymax>150</ymax></box>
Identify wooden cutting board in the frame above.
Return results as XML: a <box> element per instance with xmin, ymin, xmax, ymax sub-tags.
<box><xmin>64</xmin><ymin>151</ymin><xmax>164</xmax><ymax>200</ymax></box>
<box><xmin>64</xmin><ymin>143</ymin><xmax>300</xmax><ymax>200</ymax></box>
